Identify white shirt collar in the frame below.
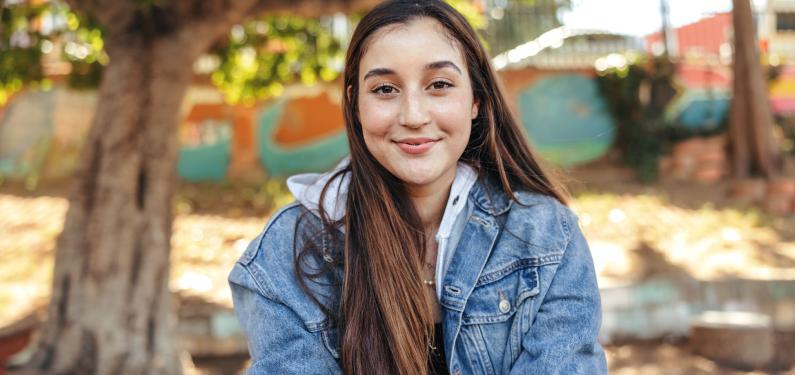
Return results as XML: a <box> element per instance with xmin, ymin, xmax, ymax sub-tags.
<box><xmin>286</xmin><ymin>156</ymin><xmax>477</xmax><ymax>237</ymax></box>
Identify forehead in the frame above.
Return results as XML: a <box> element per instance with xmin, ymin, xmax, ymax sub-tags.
<box><xmin>359</xmin><ymin>17</ymin><xmax>465</xmax><ymax>74</ymax></box>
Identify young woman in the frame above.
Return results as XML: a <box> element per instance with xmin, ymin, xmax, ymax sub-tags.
<box><xmin>228</xmin><ymin>1</ymin><xmax>607</xmax><ymax>374</ymax></box>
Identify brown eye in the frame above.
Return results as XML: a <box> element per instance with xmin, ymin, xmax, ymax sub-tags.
<box><xmin>372</xmin><ymin>84</ymin><xmax>396</xmax><ymax>95</ymax></box>
<box><xmin>430</xmin><ymin>81</ymin><xmax>453</xmax><ymax>90</ymax></box>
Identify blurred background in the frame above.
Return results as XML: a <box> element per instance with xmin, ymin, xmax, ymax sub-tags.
<box><xmin>2</xmin><ymin>0</ymin><xmax>795</xmax><ymax>374</ymax></box>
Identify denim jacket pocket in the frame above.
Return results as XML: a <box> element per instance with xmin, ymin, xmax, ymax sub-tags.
<box><xmin>462</xmin><ymin>257</ymin><xmax>547</xmax><ymax>325</ymax></box>
<box><xmin>458</xmin><ymin>254</ymin><xmax>564</xmax><ymax>375</ymax></box>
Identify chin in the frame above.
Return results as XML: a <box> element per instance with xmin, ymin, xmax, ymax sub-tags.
<box><xmin>392</xmin><ymin>165</ymin><xmax>445</xmax><ymax>187</ymax></box>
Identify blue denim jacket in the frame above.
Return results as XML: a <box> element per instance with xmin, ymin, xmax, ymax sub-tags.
<box><xmin>228</xmin><ymin>177</ymin><xmax>607</xmax><ymax>374</ymax></box>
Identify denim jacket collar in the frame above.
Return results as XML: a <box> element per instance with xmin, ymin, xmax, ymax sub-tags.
<box><xmin>469</xmin><ymin>175</ymin><xmax>513</xmax><ymax>217</ymax></box>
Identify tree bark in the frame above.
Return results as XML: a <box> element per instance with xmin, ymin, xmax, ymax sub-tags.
<box><xmin>729</xmin><ymin>0</ymin><xmax>780</xmax><ymax>179</ymax></box>
<box><xmin>20</xmin><ymin>32</ymin><xmax>196</xmax><ymax>375</ymax></box>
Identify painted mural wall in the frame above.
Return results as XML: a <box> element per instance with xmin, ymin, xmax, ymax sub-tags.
<box><xmin>0</xmin><ymin>84</ymin><xmax>351</xmax><ymax>183</ymax></box>
<box><xmin>3</xmin><ymin>65</ymin><xmax>790</xmax><ymax>183</ymax></box>
<box><xmin>515</xmin><ymin>74</ymin><xmax>615</xmax><ymax>167</ymax></box>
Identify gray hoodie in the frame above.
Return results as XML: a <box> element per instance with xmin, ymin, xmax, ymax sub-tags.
<box><xmin>286</xmin><ymin>156</ymin><xmax>478</xmax><ymax>299</ymax></box>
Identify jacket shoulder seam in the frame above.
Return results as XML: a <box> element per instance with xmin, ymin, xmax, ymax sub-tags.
<box><xmin>236</xmin><ymin>202</ymin><xmax>304</xmax><ymax>303</ymax></box>
<box><xmin>239</xmin><ymin>201</ymin><xmax>302</xmax><ymax>265</ymax></box>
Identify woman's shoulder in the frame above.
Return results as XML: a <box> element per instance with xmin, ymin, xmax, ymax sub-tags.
<box><xmin>235</xmin><ymin>201</ymin><xmax>305</xmax><ymax>265</ymax></box>
<box><xmin>501</xmin><ymin>187</ymin><xmax>580</xmax><ymax>251</ymax></box>
<box><xmin>229</xmin><ymin>201</ymin><xmax>334</xmax><ymax>328</ymax></box>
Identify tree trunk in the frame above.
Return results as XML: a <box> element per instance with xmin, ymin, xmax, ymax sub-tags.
<box><xmin>10</xmin><ymin>1</ymin><xmax>378</xmax><ymax>373</ymax></box>
<box><xmin>729</xmin><ymin>0</ymin><xmax>780</xmax><ymax>179</ymax></box>
<box><xmin>21</xmin><ymin>33</ymin><xmax>194</xmax><ymax>375</ymax></box>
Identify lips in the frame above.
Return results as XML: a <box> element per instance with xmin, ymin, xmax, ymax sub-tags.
<box><xmin>393</xmin><ymin>137</ymin><xmax>439</xmax><ymax>155</ymax></box>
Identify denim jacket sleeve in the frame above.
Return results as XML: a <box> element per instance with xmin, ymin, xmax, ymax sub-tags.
<box><xmin>228</xmin><ymin>229</ymin><xmax>342</xmax><ymax>375</ymax></box>
<box><xmin>509</xmin><ymin>210</ymin><xmax>607</xmax><ymax>374</ymax></box>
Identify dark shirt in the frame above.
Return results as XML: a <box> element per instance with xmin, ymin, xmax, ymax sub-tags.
<box><xmin>429</xmin><ymin>323</ymin><xmax>449</xmax><ymax>375</ymax></box>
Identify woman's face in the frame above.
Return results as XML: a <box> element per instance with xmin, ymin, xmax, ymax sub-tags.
<box><xmin>355</xmin><ymin>17</ymin><xmax>478</xmax><ymax>190</ymax></box>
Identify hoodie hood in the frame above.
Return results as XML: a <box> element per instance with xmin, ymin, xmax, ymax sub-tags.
<box><xmin>286</xmin><ymin>156</ymin><xmax>477</xmax><ymax>238</ymax></box>
<box><xmin>286</xmin><ymin>156</ymin><xmax>478</xmax><ymax>299</ymax></box>
<box><xmin>286</xmin><ymin>157</ymin><xmax>351</xmax><ymax>224</ymax></box>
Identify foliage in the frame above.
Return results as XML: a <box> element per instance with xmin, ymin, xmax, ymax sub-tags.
<box><xmin>0</xmin><ymin>0</ymin><xmax>105</xmax><ymax>104</ymax></box>
<box><xmin>210</xmin><ymin>0</ymin><xmax>491</xmax><ymax>104</ymax></box>
<box><xmin>596</xmin><ymin>55</ymin><xmax>672</xmax><ymax>182</ymax></box>
<box><xmin>2</xmin><ymin>1</ymin><xmax>345</xmax><ymax>104</ymax></box>
<box><xmin>1</xmin><ymin>1</ymin><xmax>47</xmax><ymax>104</ymax></box>
<box><xmin>59</xmin><ymin>9</ymin><xmax>106</xmax><ymax>89</ymax></box>
<box><xmin>209</xmin><ymin>15</ymin><xmax>344</xmax><ymax>104</ymax></box>
<box><xmin>445</xmin><ymin>0</ymin><xmax>486</xmax><ymax>29</ymax></box>
<box><xmin>597</xmin><ymin>54</ymin><xmax>733</xmax><ymax>182</ymax></box>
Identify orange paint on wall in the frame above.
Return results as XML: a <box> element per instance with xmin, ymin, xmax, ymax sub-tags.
<box><xmin>232</xmin><ymin>105</ymin><xmax>256</xmax><ymax>151</ymax></box>
<box><xmin>230</xmin><ymin>104</ymin><xmax>265</xmax><ymax>179</ymax></box>
<box><xmin>273</xmin><ymin>92</ymin><xmax>344</xmax><ymax>147</ymax></box>
<box><xmin>185</xmin><ymin>103</ymin><xmax>228</xmax><ymax>123</ymax></box>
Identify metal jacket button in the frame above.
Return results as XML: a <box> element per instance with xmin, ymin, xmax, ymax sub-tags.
<box><xmin>498</xmin><ymin>291</ymin><xmax>510</xmax><ymax>313</ymax></box>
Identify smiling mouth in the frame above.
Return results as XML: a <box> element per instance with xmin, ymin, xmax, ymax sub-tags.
<box><xmin>394</xmin><ymin>138</ymin><xmax>439</xmax><ymax>145</ymax></box>
<box><xmin>393</xmin><ymin>138</ymin><xmax>440</xmax><ymax>155</ymax></box>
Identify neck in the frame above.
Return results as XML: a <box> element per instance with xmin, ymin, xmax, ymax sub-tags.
<box><xmin>405</xmin><ymin>167</ymin><xmax>456</xmax><ymax>234</ymax></box>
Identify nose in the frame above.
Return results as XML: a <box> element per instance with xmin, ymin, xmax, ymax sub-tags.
<box><xmin>398</xmin><ymin>89</ymin><xmax>430</xmax><ymax>128</ymax></box>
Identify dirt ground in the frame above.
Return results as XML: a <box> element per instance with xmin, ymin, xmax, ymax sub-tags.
<box><xmin>566</xmin><ymin>158</ymin><xmax>795</xmax><ymax>287</ymax></box>
<box><xmin>604</xmin><ymin>339</ymin><xmax>795</xmax><ymax>375</ymax></box>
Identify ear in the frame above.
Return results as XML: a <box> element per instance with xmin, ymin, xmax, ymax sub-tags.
<box><xmin>346</xmin><ymin>85</ymin><xmax>353</xmax><ymax>102</ymax></box>
<box><xmin>471</xmin><ymin>100</ymin><xmax>479</xmax><ymax>120</ymax></box>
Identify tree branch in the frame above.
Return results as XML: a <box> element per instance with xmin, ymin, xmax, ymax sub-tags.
<box><xmin>172</xmin><ymin>0</ymin><xmax>261</xmax><ymax>62</ymax></box>
<box><xmin>251</xmin><ymin>0</ymin><xmax>381</xmax><ymax>17</ymax></box>
<box><xmin>172</xmin><ymin>0</ymin><xmax>379</xmax><ymax>63</ymax></box>
<box><xmin>64</xmin><ymin>0</ymin><xmax>139</xmax><ymax>37</ymax></box>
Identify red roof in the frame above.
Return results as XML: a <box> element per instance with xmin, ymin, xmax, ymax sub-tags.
<box><xmin>646</xmin><ymin>12</ymin><xmax>732</xmax><ymax>57</ymax></box>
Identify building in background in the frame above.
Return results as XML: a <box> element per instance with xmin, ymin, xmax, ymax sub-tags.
<box><xmin>760</xmin><ymin>0</ymin><xmax>795</xmax><ymax>60</ymax></box>
<box><xmin>645</xmin><ymin>12</ymin><xmax>733</xmax><ymax>63</ymax></box>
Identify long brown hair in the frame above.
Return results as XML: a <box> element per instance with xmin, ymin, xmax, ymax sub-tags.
<box><xmin>295</xmin><ymin>1</ymin><xmax>569</xmax><ymax>374</ymax></box>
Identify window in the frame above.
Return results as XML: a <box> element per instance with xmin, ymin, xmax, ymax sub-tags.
<box><xmin>776</xmin><ymin>12</ymin><xmax>795</xmax><ymax>32</ymax></box>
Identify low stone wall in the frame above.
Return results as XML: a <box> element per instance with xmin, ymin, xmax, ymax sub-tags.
<box><xmin>600</xmin><ymin>276</ymin><xmax>795</xmax><ymax>342</ymax></box>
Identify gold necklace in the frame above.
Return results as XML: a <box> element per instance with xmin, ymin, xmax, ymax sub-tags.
<box><xmin>423</xmin><ymin>258</ymin><xmax>436</xmax><ymax>286</ymax></box>
<box><xmin>423</xmin><ymin>225</ymin><xmax>439</xmax><ymax>287</ymax></box>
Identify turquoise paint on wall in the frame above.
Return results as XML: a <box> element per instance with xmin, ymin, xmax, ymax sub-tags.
<box><xmin>517</xmin><ymin>74</ymin><xmax>615</xmax><ymax>167</ymax></box>
<box><xmin>664</xmin><ymin>89</ymin><xmax>729</xmax><ymax>131</ymax></box>
<box><xmin>177</xmin><ymin>138</ymin><xmax>231</xmax><ymax>182</ymax></box>
<box><xmin>256</xmin><ymin>99</ymin><xmax>349</xmax><ymax>177</ymax></box>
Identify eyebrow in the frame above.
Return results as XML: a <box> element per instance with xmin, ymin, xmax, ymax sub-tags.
<box><xmin>425</xmin><ymin>60</ymin><xmax>462</xmax><ymax>74</ymax></box>
<box><xmin>362</xmin><ymin>60</ymin><xmax>463</xmax><ymax>81</ymax></box>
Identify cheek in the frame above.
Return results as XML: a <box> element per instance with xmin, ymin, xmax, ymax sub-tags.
<box><xmin>358</xmin><ymin>96</ymin><xmax>395</xmax><ymax>139</ymax></box>
<box><xmin>433</xmin><ymin>93</ymin><xmax>475</xmax><ymax>136</ymax></box>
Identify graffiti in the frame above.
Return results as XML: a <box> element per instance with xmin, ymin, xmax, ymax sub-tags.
<box><xmin>664</xmin><ymin>64</ymin><xmax>731</xmax><ymax>131</ymax></box>
<box><xmin>178</xmin><ymin>104</ymin><xmax>233</xmax><ymax>182</ymax></box>
<box><xmin>0</xmin><ymin>85</ymin><xmax>350</xmax><ymax>183</ymax></box>
<box><xmin>3</xmin><ymin>64</ymin><xmax>791</xmax><ymax>183</ymax></box>
<box><xmin>664</xmin><ymin>88</ymin><xmax>730</xmax><ymax>131</ymax></box>
<box><xmin>256</xmin><ymin>92</ymin><xmax>348</xmax><ymax>177</ymax></box>
<box><xmin>517</xmin><ymin>73</ymin><xmax>615</xmax><ymax>167</ymax></box>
